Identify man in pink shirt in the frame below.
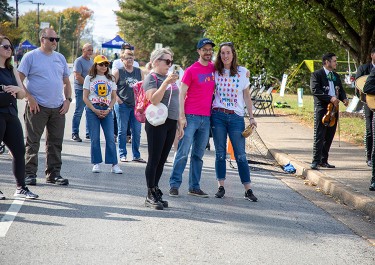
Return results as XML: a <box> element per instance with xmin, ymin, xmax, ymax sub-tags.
<box><xmin>169</xmin><ymin>38</ymin><xmax>216</xmax><ymax>197</ymax></box>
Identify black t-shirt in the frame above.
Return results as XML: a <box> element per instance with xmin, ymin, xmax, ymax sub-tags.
<box><xmin>0</xmin><ymin>67</ymin><xmax>18</xmax><ymax>116</ymax></box>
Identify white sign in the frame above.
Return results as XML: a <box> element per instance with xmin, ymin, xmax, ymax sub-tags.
<box><xmin>40</xmin><ymin>22</ymin><xmax>50</xmax><ymax>29</ymax></box>
<box><xmin>279</xmin><ymin>74</ymin><xmax>288</xmax><ymax>97</ymax></box>
<box><xmin>155</xmin><ymin>43</ymin><xmax>163</xmax><ymax>50</ymax></box>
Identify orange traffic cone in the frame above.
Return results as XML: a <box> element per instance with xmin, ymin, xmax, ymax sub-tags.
<box><xmin>227</xmin><ymin>138</ymin><xmax>235</xmax><ymax>160</ymax></box>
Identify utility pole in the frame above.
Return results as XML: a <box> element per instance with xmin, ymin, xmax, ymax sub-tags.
<box><xmin>28</xmin><ymin>1</ymin><xmax>45</xmax><ymax>44</ymax></box>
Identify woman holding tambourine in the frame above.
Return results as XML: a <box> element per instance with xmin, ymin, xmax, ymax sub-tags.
<box><xmin>0</xmin><ymin>35</ymin><xmax>38</xmax><ymax>200</ymax></box>
<box><xmin>211</xmin><ymin>42</ymin><xmax>258</xmax><ymax>202</ymax></box>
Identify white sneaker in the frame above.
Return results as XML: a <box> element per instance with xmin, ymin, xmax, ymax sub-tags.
<box><xmin>92</xmin><ymin>164</ymin><xmax>101</xmax><ymax>173</ymax></box>
<box><xmin>111</xmin><ymin>164</ymin><xmax>123</xmax><ymax>174</ymax></box>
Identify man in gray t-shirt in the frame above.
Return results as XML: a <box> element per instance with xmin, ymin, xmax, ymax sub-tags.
<box><xmin>72</xmin><ymin>43</ymin><xmax>93</xmax><ymax>142</ymax></box>
<box><xmin>18</xmin><ymin>28</ymin><xmax>71</xmax><ymax>186</ymax></box>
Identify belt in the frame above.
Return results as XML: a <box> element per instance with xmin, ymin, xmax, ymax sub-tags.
<box><xmin>213</xmin><ymin>107</ymin><xmax>235</xmax><ymax>114</ymax></box>
<box><xmin>93</xmin><ymin>103</ymin><xmax>108</xmax><ymax>107</ymax></box>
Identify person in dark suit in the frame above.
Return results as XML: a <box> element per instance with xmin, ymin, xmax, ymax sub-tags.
<box><xmin>363</xmin><ymin>67</ymin><xmax>375</xmax><ymax>191</ymax></box>
<box><xmin>310</xmin><ymin>53</ymin><xmax>349</xmax><ymax>170</ymax></box>
<box><xmin>356</xmin><ymin>48</ymin><xmax>375</xmax><ymax>167</ymax></box>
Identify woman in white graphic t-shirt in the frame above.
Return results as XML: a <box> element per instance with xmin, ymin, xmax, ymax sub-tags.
<box><xmin>83</xmin><ymin>55</ymin><xmax>122</xmax><ymax>174</ymax></box>
<box><xmin>211</xmin><ymin>42</ymin><xmax>258</xmax><ymax>202</ymax></box>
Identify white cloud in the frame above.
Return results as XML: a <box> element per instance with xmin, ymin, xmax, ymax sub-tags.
<box><xmin>17</xmin><ymin>0</ymin><xmax>120</xmax><ymax>41</ymax></box>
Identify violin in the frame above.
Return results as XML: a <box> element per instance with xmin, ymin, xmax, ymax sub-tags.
<box><xmin>322</xmin><ymin>102</ymin><xmax>337</xmax><ymax>127</ymax></box>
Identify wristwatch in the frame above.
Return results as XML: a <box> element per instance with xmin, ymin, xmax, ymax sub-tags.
<box><xmin>67</xmin><ymin>97</ymin><xmax>72</xmax><ymax>102</ymax></box>
<box><xmin>107</xmin><ymin>107</ymin><xmax>112</xmax><ymax>111</ymax></box>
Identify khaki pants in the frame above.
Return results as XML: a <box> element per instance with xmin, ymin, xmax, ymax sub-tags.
<box><xmin>24</xmin><ymin>104</ymin><xmax>65</xmax><ymax>179</ymax></box>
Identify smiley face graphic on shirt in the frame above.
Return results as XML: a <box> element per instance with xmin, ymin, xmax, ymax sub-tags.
<box><xmin>95</xmin><ymin>83</ymin><xmax>109</xmax><ymax>97</ymax></box>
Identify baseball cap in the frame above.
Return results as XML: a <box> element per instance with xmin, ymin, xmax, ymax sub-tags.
<box><xmin>94</xmin><ymin>55</ymin><xmax>109</xmax><ymax>64</ymax></box>
<box><xmin>197</xmin><ymin>38</ymin><xmax>215</xmax><ymax>49</ymax></box>
<box><xmin>121</xmin><ymin>42</ymin><xmax>134</xmax><ymax>50</ymax></box>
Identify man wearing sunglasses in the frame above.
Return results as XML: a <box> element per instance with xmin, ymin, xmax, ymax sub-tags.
<box><xmin>169</xmin><ymin>38</ymin><xmax>216</xmax><ymax>198</ymax></box>
<box><xmin>18</xmin><ymin>28</ymin><xmax>71</xmax><ymax>186</ymax></box>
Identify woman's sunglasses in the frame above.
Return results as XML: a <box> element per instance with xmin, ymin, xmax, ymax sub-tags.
<box><xmin>158</xmin><ymin>58</ymin><xmax>173</xmax><ymax>66</ymax></box>
<box><xmin>97</xmin><ymin>62</ymin><xmax>109</xmax><ymax>67</ymax></box>
<box><xmin>0</xmin><ymin>44</ymin><xmax>12</xmax><ymax>50</ymax></box>
<box><xmin>219</xmin><ymin>42</ymin><xmax>234</xmax><ymax>47</ymax></box>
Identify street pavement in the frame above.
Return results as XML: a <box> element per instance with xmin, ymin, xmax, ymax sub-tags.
<box><xmin>255</xmin><ymin>114</ymin><xmax>375</xmax><ymax>220</ymax></box>
<box><xmin>0</xmin><ymin>75</ymin><xmax>375</xmax><ymax>264</ymax></box>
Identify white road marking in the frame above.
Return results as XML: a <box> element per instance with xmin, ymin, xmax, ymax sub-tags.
<box><xmin>0</xmin><ymin>198</ymin><xmax>25</xmax><ymax>237</ymax></box>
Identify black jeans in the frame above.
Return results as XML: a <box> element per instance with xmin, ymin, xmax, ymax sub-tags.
<box><xmin>145</xmin><ymin>118</ymin><xmax>177</xmax><ymax>188</ymax></box>
<box><xmin>364</xmin><ymin>104</ymin><xmax>373</xmax><ymax>162</ymax></box>
<box><xmin>0</xmin><ymin>113</ymin><xmax>26</xmax><ymax>187</ymax></box>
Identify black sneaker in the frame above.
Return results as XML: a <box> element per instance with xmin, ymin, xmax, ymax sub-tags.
<box><xmin>188</xmin><ymin>189</ymin><xmax>209</xmax><ymax>198</ymax></box>
<box><xmin>169</xmin><ymin>188</ymin><xmax>179</xmax><ymax>197</ymax></box>
<box><xmin>72</xmin><ymin>133</ymin><xmax>82</xmax><ymax>142</ymax></box>
<box><xmin>215</xmin><ymin>186</ymin><xmax>225</xmax><ymax>198</ymax></box>
<box><xmin>85</xmin><ymin>134</ymin><xmax>90</xmax><ymax>140</ymax></box>
<box><xmin>145</xmin><ymin>190</ymin><xmax>163</xmax><ymax>210</ymax></box>
<box><xmin>0</xmin><ymin>191</ymin><xmax>5</xmax><ymax>200</ymax></box>
<box><xmin>46</xmin><ymin>176</ymin><xmax>69</xmax><ymax>185</ymax></box>
<box><xmin>14</xmin><ymin>187</ymin><xmax>39</xmax><ymax>199</ymax></box>
<box><xmin>244</xmin><ymin>189</ymin><xmax>258</xmax><ymax>202</ymax></box>
<box><xmin>155</xmin><ymin>187</ymin><xmax>168</xmax><ymax>208</ymax></box>
<box><xmin>370</xmin><ymin>182</ymin><xmax>375</xmax><ymax>191</ymax></box>
<box><xmin>25</xmin><ymin>175</ymin><xmax>37</xmax><ymax>186</ymax></box>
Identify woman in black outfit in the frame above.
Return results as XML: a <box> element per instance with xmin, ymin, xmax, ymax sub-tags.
<box><xmin>143</xmin><ymin>48</ymin><xmax>180</xmax><ymax>210</ymax></box>
<box><xmin>0</xmin><ymin>35</ymin><xmax>38</xmax><ymax>199</ymax></box>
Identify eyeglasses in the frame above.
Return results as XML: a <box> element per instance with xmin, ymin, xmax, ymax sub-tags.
<box><xmin>123</xmin><ymin>57</ymin><xmax>134</xmax><ymax>61</ymax></box>
<box><xmin>219</xmin><ymin>42</ymin><xmax>234</xmax><ymax>47</ymax></box>
<box><xmin>43</xmin><ymin>37</ymin><xmax>60</xmax><ymax>43</ymax></box>
<box><xmin>97</xmin><ymin>62</ymin><xmax>109</xmax><ymax>67</ymax></box>
<box><xmin>158</xmin><ymin>58</ymin><xmax>173</xmax><ymax>65</ymax></box>
<box><xmin>0</xmin><ymin>44</ymin><xmax>12</xmax><ymax>50</ymax></box>
<box><xmin>200</xmin><ymin>48</ymin><xmax>213</xmax><ymax>53</ymax></box>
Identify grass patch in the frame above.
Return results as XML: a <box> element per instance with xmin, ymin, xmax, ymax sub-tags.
<box><xmin>271</xmin><ymin>93</ymin><xmax>365</xmax><ymax>145</ymax></box>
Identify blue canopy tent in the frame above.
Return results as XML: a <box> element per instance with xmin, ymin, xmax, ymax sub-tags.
<box><xmin>20</xmin><ymin>40</ymin><xmax>37</xmax><ymax>50</ymax></box>
<box><xmin>101</xmin><ymin>35</ymin><xmax>134</xmax><ymax>50</ymax></box>
<box><xmin>101</xmin><ymin>35</ymin><xmax>126</xmax><ymax>49</ymax></box>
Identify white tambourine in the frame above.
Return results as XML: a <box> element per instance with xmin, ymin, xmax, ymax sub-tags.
<box><xmin>145</xmin><ymin>103</ymin><xmax>168</xmax><ymax>126</ymax></box>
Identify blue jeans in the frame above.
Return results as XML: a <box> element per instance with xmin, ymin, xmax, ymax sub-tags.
<box><xmin>72</xmin><ymin>89</ymin><xmax>89</xmax><ymax>136</ymax></box>
<box><xmin>211</xmin><ymin>110</ymin><xmax>250</xmax><ymax>184</ymax></box>
<box><xmin>114</xmin><ymin>103</ymin><xmax>141</xmax><ymax>159</ymax></box>
<box><xmin>86</xmin><ymin>105</ymin><xmax>118</xmax><ymax>165</ymax></box>
<box><xmin>169</xmin><ymin>114</ymin><xmax>210</xmax><ymax>190</ymax></box>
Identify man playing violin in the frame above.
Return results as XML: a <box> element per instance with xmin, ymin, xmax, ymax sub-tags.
<box><xmin>310</xmin><ymin>53</ymin><xmax>349</xmax><ymax>170</ymax></box>
<box><xmin>363</xmin><ymin>66</ymin><xmax>375</xmax><ymax>191</ymax></box>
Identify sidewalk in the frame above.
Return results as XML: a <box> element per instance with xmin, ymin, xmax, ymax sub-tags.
<box><xmin>255</xmin><ymin>114</ymin><xmax>375</xmax><ymax>220</ymax></box>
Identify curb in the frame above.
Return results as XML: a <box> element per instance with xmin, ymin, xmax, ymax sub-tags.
<box><xmin>267</xmin><ymin>147</ymin><xmax>375</xmax><ymax>220</ymax></box>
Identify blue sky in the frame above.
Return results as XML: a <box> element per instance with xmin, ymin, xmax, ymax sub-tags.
<box><xmin>13</xmin><ymin>0</ymin><xmax>120</xmax><ymax>42</ymax></box>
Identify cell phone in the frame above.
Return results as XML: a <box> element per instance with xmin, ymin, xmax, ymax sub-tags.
<box><xmin>0</xmin><ymin>85</ymin><xmax>4</xmax><ymax>92</ymax></box>
<box><xmin>173</xmin><ymin>65</ymin><xmax>180</xmax><ymax>74</ymax></box>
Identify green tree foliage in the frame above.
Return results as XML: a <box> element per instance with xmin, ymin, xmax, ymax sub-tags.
<box><xmin>115</xmin><ymin>0</ymin><xmax>203</xmax><ymax>67</ymax></box>
<box><xmin>18</xmin><ymin>7</ymin><xmax>93</xmax><ymax>62</ymax></box>
<box><xmin>0</xmin><ymin>0</ymin><xmax>15</xmax><ymax>22</ymax></box>
<box><xmin>304</xmin><ymin>0</ymin><xmax>375</xmax><ymax>64</ymax></box>
<box><xmin>175</xmin><ymin>0</ymin><xmax>341</xmax><ymax>80</ymax></box>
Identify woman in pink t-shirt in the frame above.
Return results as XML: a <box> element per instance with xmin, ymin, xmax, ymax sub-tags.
<box><xmin>211</xmin><ymin>42</ymin><xmax>258</xmax><ymax>201</ymax></box>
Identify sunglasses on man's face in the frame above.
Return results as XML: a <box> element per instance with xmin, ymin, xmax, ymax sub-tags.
<box><xmin>97</xmin><ymin>62</ymin><xmax>109</xmax><ymax>67</ymax></box>
<box><xmin>43</xmin><ymin>37</ymin><xmax>60</xmax><ymax>43</ymax></box>
<box><xmin>0</xmin><ymin>44</ymin><xmax>12</xmax><ymax>50</ymax></box>
<box><xmin>158</xmin><ymin>58</ymin><xmax>173</xmax><ymax>66</ymax></box>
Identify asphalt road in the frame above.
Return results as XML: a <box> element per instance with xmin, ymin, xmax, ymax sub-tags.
<box><xmin>0</xmin><ymin>78</ymin><xmax>375</xmax><ymax>264</ymax></box>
